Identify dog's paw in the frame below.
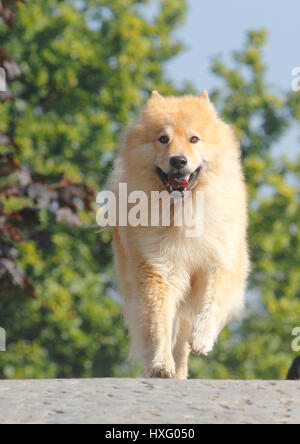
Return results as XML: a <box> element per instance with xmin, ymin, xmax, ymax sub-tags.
<box><xmin>151</xmin><ymin>358</ymin><xmax>176</xmax><ymax>379</ymax></box>
<box><xmin>188</xmin><ymin>323</ymin><xmax>217</xmax><ymax>356</ymax></box>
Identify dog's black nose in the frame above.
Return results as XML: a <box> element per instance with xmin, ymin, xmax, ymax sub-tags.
<box><xmin>169</xmin><ymin>156</ymin><xmax>187</xmax><ymax>169</ymax></box>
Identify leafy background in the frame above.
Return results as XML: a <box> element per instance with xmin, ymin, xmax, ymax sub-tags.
<box><xmin>0</xmin><ymin>0</ymin><xmax>299</xmax><ymax>379</ymax></box>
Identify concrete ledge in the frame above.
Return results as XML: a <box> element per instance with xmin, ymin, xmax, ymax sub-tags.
<box><xmin>0</xmin><ymin>379</ymin><xmax>299</xmax><ymax>424</ymax></box>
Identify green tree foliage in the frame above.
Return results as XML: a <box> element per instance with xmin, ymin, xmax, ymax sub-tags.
<box><xmin>0</xmin><ymin>0</ymin><xmax>187</xmax><ymax>378</ymax></box>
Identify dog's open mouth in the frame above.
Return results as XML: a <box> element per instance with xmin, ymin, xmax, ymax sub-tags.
<box><xmin>156</xmin><ymin>166</ymin><xmax>201</xmax><ymax>198</ymax></box>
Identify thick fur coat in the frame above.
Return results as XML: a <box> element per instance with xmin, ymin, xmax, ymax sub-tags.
<box><xmin>106</xmin><ymin>91</ymin><xmax>249</xmax><ymax>379</ymax></box>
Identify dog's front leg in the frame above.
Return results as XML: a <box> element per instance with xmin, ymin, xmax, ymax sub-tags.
<box><xmin>189</xmin><ymin>267</ymin><xmax>245</xmax><ymax>356</ymax></box>
<box><xmin>138</xmin><ymin>263</ymin><xmax>176</xmax><ymax>379</ymax></box>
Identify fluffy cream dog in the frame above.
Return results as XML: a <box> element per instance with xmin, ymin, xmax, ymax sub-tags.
<box><xmin>106</xmin><ymin>91</ymin><xmax>249</xmax><ymax>379</ymax></box>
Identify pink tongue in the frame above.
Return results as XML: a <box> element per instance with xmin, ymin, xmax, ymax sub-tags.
<box><xmin>169</xmin><ymin>178</ymin><xmax>189</xmax><ymax>188</ymax></box>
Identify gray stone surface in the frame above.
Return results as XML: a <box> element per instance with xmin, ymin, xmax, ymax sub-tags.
<box><xmin>0</xmin><ymin>378</ymin><xmax>299</xmax><ymax>424</ymax></box>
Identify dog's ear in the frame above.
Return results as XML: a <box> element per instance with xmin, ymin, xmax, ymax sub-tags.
<box><xmin>151</xmin><ymin>90</ymin><xmax>163</xmax><ymax>99</ymax></box>
<box><xmin>198</xmin><ymin>90</ymin><xmax>219</xmax><ymax>118</ymax></box>
<box><xmin>199</xmin><ymin>90</ymin><xmax>210</xmax><ymax>102</ymax></box>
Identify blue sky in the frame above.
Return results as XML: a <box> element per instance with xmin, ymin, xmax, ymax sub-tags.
<box><xmin>167</xmin><ymin>0</ymin><xmax>299</xmax><ymax>93</ymax></box>
<box><xmin>165</xmin><ymin>0</ymin><xmax>300</xmax><ymax>156</ymax></box>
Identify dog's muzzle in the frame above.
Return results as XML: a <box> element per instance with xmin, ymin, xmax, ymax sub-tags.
<box><xmin>155</xmin><ymin>166</ymin><xmax>202</xmax><ymax>198</ymax></box>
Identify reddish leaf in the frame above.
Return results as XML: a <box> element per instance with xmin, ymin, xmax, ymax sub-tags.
<box><xmin>27</xmin><ymin>182</ymin><xmax>57</xmax><ymax>208</ymax></box>
<box><xmin>0</xmin><ymin>224</ymin><xmax>23</xmax><ymax>242</ymax></box>
<box><xmin>0</xmin><ymin>152</ymin><xmax>20</xmax><ymax>175</ymax></box>
<box><xmin>0</xmin><ymin>258</ymin><xmax>34</xmax><ymax>297</ymax></box>
<box><xmin>56</xmin><ymin>207</ymin><xmax>82</xmax><ymax>227</ymax></box>
<box><xmin>0</xmin><ymin>6</ymin><xmax>15</xmax><ymax>27</ymax></box>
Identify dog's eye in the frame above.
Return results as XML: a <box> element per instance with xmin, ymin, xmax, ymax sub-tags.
<box><xmin>190</xmin><ymin>136</ymin><xmax>200</xmax><ymax>144</ymax></box>
<box><xmin>159</xmin><ymin>135</ymin><xmax>169</xmax><ymax>144</ymax></box>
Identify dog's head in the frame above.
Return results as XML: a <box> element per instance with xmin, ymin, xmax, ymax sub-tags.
<box><xmin>123</xmin><ymin>91</ymin><xmax>239</xmax><ymax>197</ymax></box>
